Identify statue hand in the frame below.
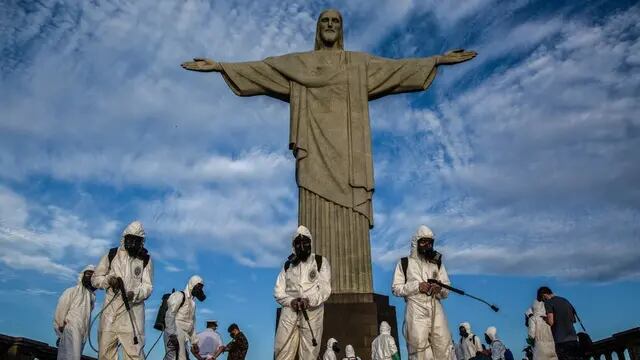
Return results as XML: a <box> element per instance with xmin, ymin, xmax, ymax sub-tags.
<box><xmin>181</xmin><ymin>57</ymin><xmax>222</xmax><ymax>72</ymax></box>
<box><xmin>437</xmin><ymin>49</ymin><xmax>477</xmax><ymax>65</ymax></box>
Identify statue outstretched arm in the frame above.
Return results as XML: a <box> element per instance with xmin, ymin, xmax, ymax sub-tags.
<box><xmin>181</xmin><ymin>58</ymin><xmax>223</xmax><ymax>72</ymax></box>
<box><xmin>180</xmin><ymin>56</ymin><xmax>290</xmax><ymax>99</ymax></box>
<box><xmin>435</xmin><ymin>49</ymin><xmax>477</xmax><ymax>65</ymax></box>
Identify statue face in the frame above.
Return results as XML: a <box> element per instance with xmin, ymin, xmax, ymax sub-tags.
<box><xmin>318</xmin><ymin>10</ymin><xmax>341</xmax><ymax>46</ymax></box>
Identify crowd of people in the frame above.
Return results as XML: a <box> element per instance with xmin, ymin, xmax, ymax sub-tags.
<box><xmin>52</xmin><ymin>220</ymin><xmax>587</xmax><ymax>360</ymax></box>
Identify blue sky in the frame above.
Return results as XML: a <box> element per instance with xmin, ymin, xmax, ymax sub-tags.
<box><xmin>1</xmin><ymin>0</ymin><xmax>639</xmax><ymax>359</ymax></box>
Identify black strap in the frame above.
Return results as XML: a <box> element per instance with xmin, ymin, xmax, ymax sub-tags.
<box><xmin>107</xmin><ymin>247</ymin><xmax>118</xmax><ymax>271</ymax></box>
<box><xmin>572</xmin><ymin>306</ymin><xmax>587</xmax><ymax>332</ymax></box>
<box><xmin>315</xmin><ymin>254</ymin><xmax>322</xmax><ymax>272</ymax></box>
<box><xmin>179</xmin><ymin>291</ymin><xmax>186</xmax><ymax>310</ymax></box>
<box><xmin>107</xmin><ymin>247</ymin><xmax>150</xmax><ymax>270</ymax></box>
<box><xmin>401</xmin><ymin>257</ymin><xmax>409</xmax><ymax>283</ymax></box>
<box><xmin>284</xmin><ymin>255</ymin><xmax>323</xmax><ymax>272</ymax></box>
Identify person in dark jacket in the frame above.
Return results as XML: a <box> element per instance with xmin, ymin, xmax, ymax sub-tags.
<box><xmin>224</xmin><ymin>323</ymin><xmax>248</xmax><ymax>360</ymax></box>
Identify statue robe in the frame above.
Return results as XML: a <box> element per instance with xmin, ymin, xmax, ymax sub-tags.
<box><xmin>220</xmin><ymin>50</ymin><xmax>437</xmax><ymax>293</ymax></box>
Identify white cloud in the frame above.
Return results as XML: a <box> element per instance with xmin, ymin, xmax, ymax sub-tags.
<box><xmin>371</xmin><ymin>5</ymin><xmax>640</xmax><ymax>281</ymax></box>
<box><xmin>0</xmin><ymin>186</ymin><xmax>111</xmax><ymax>279</ymax></box>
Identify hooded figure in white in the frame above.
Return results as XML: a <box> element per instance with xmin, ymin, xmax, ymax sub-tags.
<box><xmin>459</xmin><ymin>322</ymin><xmax>483</xmax><ymax>360</ymax></box>
<box><xmin>485</xmin><ymin>327</ymin><xmax>506</xmax><ymax>360</ymax></box>
<box><xmin>343</xmin><ymin>344</ymin><xmax>362</xmax><ymax>360</ymax></box>
<box><xmin>92</xmin><ymin>221</ymin><xmax>153</xmax><ymax>360</ymax></box>
<box><xmin>274</xmin><ymin>225</ymin><xmax>332</xmax><ymax>360</ymax></box>
<box><xmin>54</xmin><ymin>265</ymin><xmax>96</xmax><ymax>360</ymax></box>
<box><xmin>324</xmin><ymin>338</ymin><xmax>340</xmax><ymax>360</ymax></box>
<box><xmin>164</xmin><ymin>275</ymin><xmax>205</xmax><ymax>360</ymax></box>
<box><xmin>528</xmin><ymin>301</ymin><xmax>559</xmax><ymax>360</ymax></box>
<box><xmin>371</xmin><ymin>321</ymin><xmax>399</xmax><ymax>360</ymax></box>
<box><xmin>392</xmin><ymin>225</ymin><xmax>452</xmax><ymax>360</ymax></box>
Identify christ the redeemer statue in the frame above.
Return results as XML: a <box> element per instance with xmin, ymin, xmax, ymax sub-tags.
<box><xmin>182</xmin><ymin>9</ymin><xmax>476</xmax><ymax>295</ymax></box>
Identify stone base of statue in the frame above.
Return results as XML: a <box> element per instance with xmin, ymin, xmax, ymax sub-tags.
<box><xmin>276</xmin><ymin>293</ymin><xmax>400</xmax><ymax>360</ymax></box>
<box><xmin>322</xmin><ymin>293</ymin><xmax>400</xmax><ymax>360</ymax></box>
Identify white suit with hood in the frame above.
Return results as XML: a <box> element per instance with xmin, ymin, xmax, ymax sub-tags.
<box><xmin>459</xmin><ymin>322</ymin><xmax>483</xmax><ymax>360</ymax></box>
<box><xmin>164</xmin><ymin>275</ymin><xmax>204</xmax><ymax>360</ymax></box>
<box><xmin>323</xmin><ymin>338</ymin><xmax>339</xmax><ymax>360</ymax></box>
<box><xmin>392</xmin><ymin>225</ymin><xmax>452</xmax><ymax>360</ymax></box>
<box><xmin>343</xmin><ymin>344</ymin><xmax>362</xmax><ymax>360</ymax></box>
<box><xmin>274</xmin><ymin>225</ymin><xmax>332</xmax><ymax>360</ymax></box>
<box><xmin>371</xmin><ymin>321</ymin><xmax>399</xmax><ymax>360</ymax></box>
<box><xmin>54</xmin><ymin>265</ymin><xmax>96</xmax><ymax>360</ymax></box>
<box><xmin>92</xmin><ymin>221</ymin><xmax>153</xmax><ymax>360</ymax></box>
<box><xmin>485</xmin><ymin>327</ymin><xmax>506</xmax><ymax>360</ymax></box>
<box><xmin>528</xmin><ymin>301</ymin><xmax>558</xmax><ymax>360</ymax></box>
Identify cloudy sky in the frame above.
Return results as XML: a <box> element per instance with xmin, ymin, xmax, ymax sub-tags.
<box><xmin>1</xmin><ymin>0</ymin><xmax>639</xmax><ymax>358</ymax></box>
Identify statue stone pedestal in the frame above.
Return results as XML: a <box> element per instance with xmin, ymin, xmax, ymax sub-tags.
<box><xmin>275</xmin><ymin>293</ymin><xmax>399</xmax><ymax>360</ymax></box>
<box><xmin>321</xmin><ymin>293</ymin><xmax>400</xmax><ymax>360</ymax></box>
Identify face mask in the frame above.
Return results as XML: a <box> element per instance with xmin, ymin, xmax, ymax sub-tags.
<box><xmin>82</xmin><ymin>270</ymin><xmax>96</xmax><ymax>292</ymax></box>
<box><xmin>417</xmin><ymin>238</ymin><xmax>435</xmax><ymax>259</ymax></box>
<box><xmin>332</xmin><ymin>343</ymin><xmax>341</xmax><ymax>353</ymax></box>
<box><xmin>124</xmin><ymin>235</ymin><xmax>144</xmax><ymax>257</ymax></box>
<box><xmin>293</xmin><ymin>235</ymin><xmax>312</xmax><ymax>262</ymax></box>
<box><xmin>485</xmin><ymin>334</ymin><xmax>492</xmax><ymax>345</ymax></box>
<box><xmin>460</xmin><ymin>328</ymin><xmax>468</xmax><ymax>338</ymax></box>
<box><xmin>191</xmin><ymin>283</ymin><xmax>206</xmax><ymax>302</ymax></box>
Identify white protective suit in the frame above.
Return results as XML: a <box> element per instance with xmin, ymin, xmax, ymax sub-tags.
<box><xmin>274</xmin><ymin>225</ymin><xmax>332</xmax><ymax>360</ymax></box>
<box><xmin>371</xmin><ymin>321</ymin><xmax>399</xmax><ymax>360</ymax></box>
<box><xmin>92</xmin><ymin>221</ymin><xmax>153</xmax><ymax>360</ymax></box>
<box><xmin>343</xmin><ymin>344</ymin><xmax>362</xmax><ymax>360</ymax></box>
<box><xmin>323</xmin><ymin>338</ymin><xmax>339</xmax><ymax>360</ymax></box>
<box><xmin>459</xmin><ymin>323</ymin><xmax>483</xmax><ymax>360</ymax></box>
<box><xmin>485</xmin><ymin>327</ymin><xmax>506</xmax><ymax>360</ymax></box>
<box><xmin>528</xmin><ymin>301</ymin><xmax>559</xmax><ymax>360</ymax></box>
<box><xmin>164</xmin><ymin>275</ymin><xmax>204</xmax><ymax>360</ymax></box>
<box><xmin>392</xmin><ymin>225</ymin><xmax>452</xmax><ymax>360</ymax></box>
<box><xmin>54</xmin><ymin>265</ymin><xmax>96</xmax><ymax>360</ymax></box>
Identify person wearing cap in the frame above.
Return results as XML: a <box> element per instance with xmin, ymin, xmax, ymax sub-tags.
<box><xmin>193</xmin><ymin>320</ymin><xmax>225</xmax><ymax>360</ymax></box>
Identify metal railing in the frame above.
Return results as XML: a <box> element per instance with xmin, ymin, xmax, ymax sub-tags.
<box><xmin>590</xmin><ymin>327</ymin><xmax>640</xmax><ymax>360</ymax></box>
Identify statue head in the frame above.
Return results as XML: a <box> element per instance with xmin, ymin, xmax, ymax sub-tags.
<box><xmin>315</xmin><ymin>9</ymin><xmax>344</xmax><ymax>50</ymax></box>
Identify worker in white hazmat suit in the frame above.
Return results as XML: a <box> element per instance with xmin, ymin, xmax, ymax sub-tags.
<box><xmin>324</xmin><ymin>338</ymin><xmax>341</xmax><ymax>360</ymax></box>
<box><xmin>343</xmin><ymin>344</ymin><xmax>362</xmax><ymax>360</ymax></box>
<box><xmin>92</xmin><ymin>220</ymin><xmax>153</xmax><ymax>360</ymax></box>
<box><xmin>164</xmin><ymin>275</ymin><xmax>206</xmax><ymax>360</ymax></box>
<box><xmin>274</xmin><ymin>225</ymin><xmax>331</xmax><ymax>360</ymax></box>
<box><xmin>392</xmin><ymin>225</ymin><xmax>452</xmax><ymax>360</ymax></box>
<box><xmin>527</xmin><ymin>301</ymin><xmax>559</xmax><ymax>360</ymax></box>
<box><xmin>484</xmin><ymin>327</ymin><xmax>506</xmax><ymax>360</ymax></box>
<box><xmin>54</xmin><ymin>265</ymin><xmax>96</xmax><ymax>360</ymax></box>
<box><xmin>459</xmin><ymin>322</ymin><xmax>483</xmax><ymax>360</ymax></box>
<box><xmin>371</xmin><ymin>321</ymin><xmax>399</xmax><ymax>360</ymax></box>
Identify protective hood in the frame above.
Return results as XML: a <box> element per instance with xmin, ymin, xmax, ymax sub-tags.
<box><xmin>410</xmin><ymin>225</ymin><xmax>435</xmax><ymax>258</ymax></box>
<box><xmin>120</xmin><ymin>220</ymin><xmax>146</xmax><ymax>246</ymax></box>
<box><xmin>485</xmin><ymin>326</ymin><xmax>498</xmax><ymax>342</ymax></box>
<box><xmin>379</xmin><ymin>321</ymin><xmax>391</xmax><ymax>335</ymax></box>
<box><xmin>532</xmin><ymin>300</ymin><xmax>546</xmax><ymax>317</ymax></box>
<box><xmin>77</xmin><ymin>265</ymin><xmax>95</xmax><ymax>285</ymax></box>
<box><xmin>460</xmin><ymin>322</ymin><xmax>472</xmax><ymax>334</ymax></box>
<box><xmin>345</xmin><ymin>344</ymin><xmax>356</xmax><ymax>357</ymax></box>
<box><xmin>185</xmin><ymin>275</ymin><xmax>204</xmax><ymax>297</ymax></box>
<box><xmin>327</xmin><ymin>337</ymin><xmax>338</xmax><ymax>348</ymax></box>
<box><xmin>291</xmin><ymin>225</ymin><xmax>313</xmax><ymax>250</ymax></box>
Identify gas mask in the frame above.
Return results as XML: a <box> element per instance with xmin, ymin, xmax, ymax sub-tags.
<box><xmin>124</xmin><ymin>234</ymin><xmax>145</xmax><ymax>258</ymax></box>
<box><xmin>459</xmin><ymin>327</ymin><xmax>468</xmax><ymax>338</ymax></box>
<box><xmin>484</xmin><ymin>334</ymin><xmax>492</xmax><ymax>345</ymax></box>
<box><xmin>332</xmin><ymin>342</ymin><xmax>341</xmax><ymax>353</ymax></box>
<box><xmin>417</xmin><ymin>237</ymin><xmax>435</xmax><ymax>259</ymax></box>
<box><xmin>293</xmin><ymin>235</ymin><xmax>312</xmax><ymax>263</ymax></box>
<box><xmin>82</xmin><ymin>270</ymin><xmax>96</xmax><ymax>292</ymax></box>
<box><xmin>191</xmin><ymin>283</ymin><xmax>206</xmax><ymax>302</ymax></box>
